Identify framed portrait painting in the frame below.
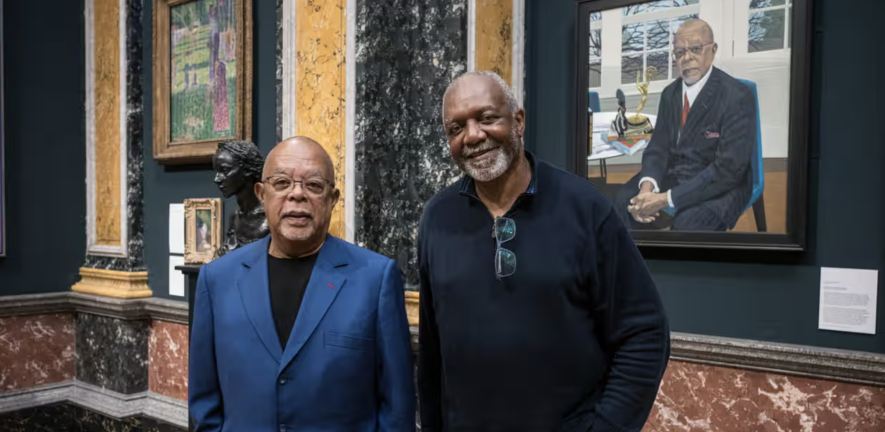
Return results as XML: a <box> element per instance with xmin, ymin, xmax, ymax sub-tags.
<box><xmin>184</xmin><ymin>198</ymin><xmax>222</xmax><ymax>264</ymax></box>
<box><xmin>0</xmin><ymin>0</ymin><xmax>5</xmax><ymax>257</ymax></box>
<box><xmin>574</xmin><ymin>0</ymin><xmax>812</xmax><ymax>250</ymax></box>
<box><xmin>153</xmin><ymin>0</ymin><xmax>252</xmax><ymax>164</ymax></box>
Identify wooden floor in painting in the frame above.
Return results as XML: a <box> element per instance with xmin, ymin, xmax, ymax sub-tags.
<box><xmin>588</xmin><ymin>159</ymin><xmax>788</xmax><ymax>234</ymax></box>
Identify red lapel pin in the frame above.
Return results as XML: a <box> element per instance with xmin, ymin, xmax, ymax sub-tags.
<box><xmin>327</xmin><ymin>282</ymin><xmax>336</xmax><ymax>289</ymax></box>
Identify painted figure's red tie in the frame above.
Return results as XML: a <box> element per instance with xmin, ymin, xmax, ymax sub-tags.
<box><xmin>681</xmin><ymin>93</ymin><xmax>690</xmax><ymax>129</ymax></box>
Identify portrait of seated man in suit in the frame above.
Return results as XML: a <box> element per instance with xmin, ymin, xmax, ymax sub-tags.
<box><xmin>614</xmin><ymin>18</ymin><xmax>757</xmax><ymax>231</ymax></box>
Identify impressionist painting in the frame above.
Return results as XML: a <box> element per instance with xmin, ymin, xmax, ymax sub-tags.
<box><xmin>170</xmin><ymin>0</ymin><xmax>237</xmax><ymax>142</ymax></box>
<box><xmin>195</xmin><ymin>209</ymin><xmax>211</xmax><ymax>252</ymax></box>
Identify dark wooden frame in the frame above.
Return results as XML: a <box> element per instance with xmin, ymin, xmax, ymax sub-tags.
<box><xmin>152</xmin><ymin>0</ymin><xmax>252</xmax><ymax>165</ymax></box>
<box><xmin>572</xmin><ymin>0</ymin><xmax>812</xmax><ymax>250</ymax></box>
<box><xmin>0</xmin><ymin>0</ymin><xmax>5</xmax><ymax>257</ymax></box>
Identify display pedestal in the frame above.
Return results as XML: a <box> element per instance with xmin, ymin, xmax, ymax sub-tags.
<box><xmin>175</xmin><ymin>264</ymin><xmax>202</xmax><ymax>432</ymax></box>
<box><xmin>176</xmin><ymin>264</ymin><xmax>202</xmax><ymax>339</ymax></box>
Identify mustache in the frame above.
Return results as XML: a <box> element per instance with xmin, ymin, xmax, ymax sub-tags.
<box><xmin>460</xmin><ymin>139</ymin><xmax>501</xmax><ymax>158</ymax></box>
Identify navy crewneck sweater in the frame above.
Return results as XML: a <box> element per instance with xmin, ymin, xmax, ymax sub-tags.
<box><xmin>417</xmin><ymin>152</ymin><xmax>670</xmax><ymax>432</ymax></box>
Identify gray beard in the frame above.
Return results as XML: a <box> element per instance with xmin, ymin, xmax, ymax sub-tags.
<box><xmin>456</xmin><ymin>134</ymin><xmax>520</xmax><ymax>183</ymax></box>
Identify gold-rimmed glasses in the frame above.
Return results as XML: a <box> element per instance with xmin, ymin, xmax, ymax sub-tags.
<box><xmin>672</xmin><ymin>42</ymin><xmax>715</xmax><ymax>60</ymax></box>
<box><xmin>262</xmin><ymin>175</ymin><xmax>331</xmax><ymax>198</ymax></box>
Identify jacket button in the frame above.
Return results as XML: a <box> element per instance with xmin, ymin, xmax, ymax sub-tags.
<box><xmin>279</xmin><ymin>425</ymin><xmax>286</xmax><ymax>432</ymax></box>
<box><xmin>279</xmin><ymin>378</ymin><xmax>287</xmax><ymax>385</ymax></box>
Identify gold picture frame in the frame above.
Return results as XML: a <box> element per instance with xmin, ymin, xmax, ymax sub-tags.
<box><xmin>152</xmin><ymin>0</ymin><xmax>252</xmax><ymax>164</ymax></box>
<box><xmin>184</xmin><ymin>198</ymin><xmax>222</xmax><ymax>264</ymax></box>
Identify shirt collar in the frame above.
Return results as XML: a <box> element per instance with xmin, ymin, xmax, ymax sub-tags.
<box><xmin>459</xmin><ymin>150</ymin><xmax>539</xmax><ymax>199</ymax></box>
<box><xmin>682</xmin><ymin>65</ymin><xmax>714</xmax><ymax>106</ymax></box>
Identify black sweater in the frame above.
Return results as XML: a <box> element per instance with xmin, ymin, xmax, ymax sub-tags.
<box><xmin>417</xmin><ymin>152</ymin><xmax>670</xmax><ymax>432</ymax></box>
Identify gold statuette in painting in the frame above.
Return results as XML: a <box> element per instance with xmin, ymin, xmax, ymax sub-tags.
<box><xmin>625</xmin><ymin>66</ymin><xmax>656</xmax><ymax>138</ymax></box>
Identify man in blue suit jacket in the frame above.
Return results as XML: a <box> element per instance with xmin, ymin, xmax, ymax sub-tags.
<box><xmin>189</xmin><ymin>137</ymin><xmax>415</xmax><ymax>432</ymax></box>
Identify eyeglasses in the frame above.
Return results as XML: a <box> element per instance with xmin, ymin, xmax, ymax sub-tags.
<box><xmin>493</xmin><ymin>217</ymin><xmax>517</xmax><ymax>279</ymax></box>
<box><xmin>263</xmin><ymin>175</ymin><xmax>330</xmax><ymax>198</ymax></box>
<box><xmin>672</xmin><ymin>42</ymin><xmax>714</xmax><ymax>60</ymax></box>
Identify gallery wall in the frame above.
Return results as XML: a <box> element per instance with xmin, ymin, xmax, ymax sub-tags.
<box><xmin>0</xmin><ymin>0</ymin><xmax>87</xmax><ymax>295</ymax></box>
<box><xmin>141</xmin><ymin>0</ymin><xmax>277</xmax><ymax>301</ymax></box>
<box><xmin>1</xmin><ymin>0</ymin><xmax>883</xmax><ymax>357</ymax></box>
<box><xmin>525</xmin><ymin>0</ymin><xmax>885</xmax><ymax>354</ymax></box>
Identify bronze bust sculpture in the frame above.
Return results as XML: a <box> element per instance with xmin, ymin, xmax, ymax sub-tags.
<box><xmin>213</xmin><ymin>140</ymin><xmax>269</xmax><ymax>256</ymax></box>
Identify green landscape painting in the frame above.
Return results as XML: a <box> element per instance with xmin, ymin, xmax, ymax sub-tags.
<box><xmin>170</xmin><ymin>0</ymin><xmax>237</xmax><ymax>142</ymax></box>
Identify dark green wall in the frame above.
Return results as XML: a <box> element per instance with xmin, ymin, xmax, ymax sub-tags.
<box><xmin>143</xmin><ymin>0</ymin><xmax>277</xmax><ymax>300</ymax></box>
<box><xmin>0</xmin><ymin>0</ymin><xmax>87</xmax><ymax>294</ymax></box>
<box><xmin>0</xmin><ymin>0</ymin><xmax>276</xmax><ymax>299</ymax></box>
<box><xmin>525</xmin><ymin>0</ymin><xmax>885</xmax><ymax>354</ymax></box>
<box><xmin>2</xmin><ymin>0</ymin><xmax>883</xmax><ymax>356</ymax></box>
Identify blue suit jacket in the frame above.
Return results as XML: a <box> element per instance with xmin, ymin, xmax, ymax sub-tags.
<box><xmin>189</xmin><ymin>234</ymin><xmax>416</xmax><ymax>432</ymax></box>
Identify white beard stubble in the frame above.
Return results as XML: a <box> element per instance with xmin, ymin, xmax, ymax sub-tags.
<box><xmin>457</xmin><ymin>129</ymin><xmax>519</xmax><ymax>183</ymax></box>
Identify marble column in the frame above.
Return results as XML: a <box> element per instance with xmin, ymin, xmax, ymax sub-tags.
<box><xmin>74</xmin><ymin>0</ymin><xmax>149</xmax><ymax>298</ymax></box>
<box><xmin>354</xmin><ymin>0</ymin><xmax>467</xmax><ymax>289</ymax></box>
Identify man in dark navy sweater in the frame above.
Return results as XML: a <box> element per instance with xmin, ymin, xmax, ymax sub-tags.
<box><xmin>417</xmin><ymin>71</ymin><xmax>670</xmax><ymax>432</ymax></box>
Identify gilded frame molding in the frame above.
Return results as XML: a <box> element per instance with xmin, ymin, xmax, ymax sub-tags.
<box><xmin>184</xmin><ymin>198</ymin><xmax>222</xmax><ymax>264</ymax></box>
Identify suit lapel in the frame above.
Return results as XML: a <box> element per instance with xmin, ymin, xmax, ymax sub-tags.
<box><xmin>678</xmin><ymin>67</ymin><xmax>721</xmax><ymax>146</ymax></box>
<box><xmin>669</xmin><ymin>81</ymin><xmax>683</xmax><ymax>144</ymax></box>
<box><xmin>237</xmin><ymin>236</ymin><xmax>283</xmax><ymax>363</ymax></box>
<box><xmin>278</xmin><ymin>236</ymin><xmax>349</xmax><ymax>377</ymax></box>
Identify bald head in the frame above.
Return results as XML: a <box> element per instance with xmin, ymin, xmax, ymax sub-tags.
<box><xmin>442</xmin><ymin>71</ymin><xmax>519</xmax><ymax>124</ymax></box>
<box><xmin>257</xmin><ymin>136</ymin><xmax>340</xmax><ymax>258</ymax></box>
<box><xmin>265</xmin><ymin>136</ymin><xmax>335</xmax><ymax>186</ymax></box>
<box><xmin>673</xmin><ymin>18</ymin><xmax>717</xmax><ymax>85</ymax></box>
<box><xmin>676</xmin><ymin>19</ymin><xmax>715</xmax><ymax>44</ymax></box>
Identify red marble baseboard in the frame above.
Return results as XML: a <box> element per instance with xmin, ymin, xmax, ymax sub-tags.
<box><xmin>643</xmin><ymin>361</ymin><xmax>885</xmax><ymax>432</ymax></box>
<box><xmin>148</xmin><ymin>320</ymin><xmax>189</xmax><ymax>401</ymax></box>
<box><xmin>0</xmin><ymin>314</ymin><xmax>75</xmax><ymax>390</ymax></box>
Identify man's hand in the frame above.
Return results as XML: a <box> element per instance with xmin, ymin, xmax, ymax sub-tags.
<box><xmin>628</xmin><ymin>192</ymin><xmax>669</xmax><ymax>224</ymax></box>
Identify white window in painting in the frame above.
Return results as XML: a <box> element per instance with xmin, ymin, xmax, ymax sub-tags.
<box><xmin>589</xmin><ymin>12</ymin><xmax>603</xmax><ymax>88</ymax></box>
<box><xmin>620</xmin><ymin>0</ymin><xmax>699</xmax><ymax>84</ymax></box>
<box><xmin>748</xmin><ymin>0</ymin><xmax>792</xmax><ymax>52</ymax></box>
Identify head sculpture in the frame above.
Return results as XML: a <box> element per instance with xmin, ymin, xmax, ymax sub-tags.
<box><xmin>212</xmin><ymin>140</ymin><xmax>269</xmax><ymax>256</ymax></box>
<box><xmin>213</xmin><ymin>140</ymin><xmax>264</xmax><ymax>199</ymax></box>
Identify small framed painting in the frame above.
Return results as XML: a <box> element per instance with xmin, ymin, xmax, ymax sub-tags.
<box><xmin>184</xmin><ymin>198</ymin><xmax>222</xmax><ymax>264</ymax></box>
<box><xmin>153</xmin><ymin>0</ymin><xmax>252</xmax><ymax>164</ymax></box>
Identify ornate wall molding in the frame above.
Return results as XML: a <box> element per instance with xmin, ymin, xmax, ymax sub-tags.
<box><xmin>407</xmin><ymin>328</ymin><xmax>885</xmax><ymax>387</ymax></box>
<box><xmin>670</xmin><ymin>332</ymin><xmax>885</xmax><ymax>388</ymax></box>
<box><xmin>0</xmin><ymin>381</ymin><xmax>187</xmax><ymax>429</ymax></box>
<box><xmin>71</xmin><ymin>268</ymin><xmax>151</xmax><ymax>299</ymax></box>
<box><xmin>0</xmin><ymin>292</ymin><xmax>188</xmax><ymax>325</ymax></box>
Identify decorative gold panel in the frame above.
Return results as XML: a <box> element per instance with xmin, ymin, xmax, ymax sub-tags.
<box><xmin>476</xmin><ymin>0</ymin><xmax>513</xmax><ymax>84</ymax></box>
<box><xmin>294</xmin><ymin>0</ymin><xmax>347</xmax><ymax>239</ymax></box>
<box><xmin>405</xmin><ymin>291</ymin><xmax>420</xmax><ymax>327</ymax></box>
<box><xmin>72</xmin><ymin>268</ymin><xmax>152</xmax><ymax>298</ymax></box>
<box><xmin>94</xmin><ymin>0</ymin><xmax>122</xmax><ymax>246</ymax></box>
